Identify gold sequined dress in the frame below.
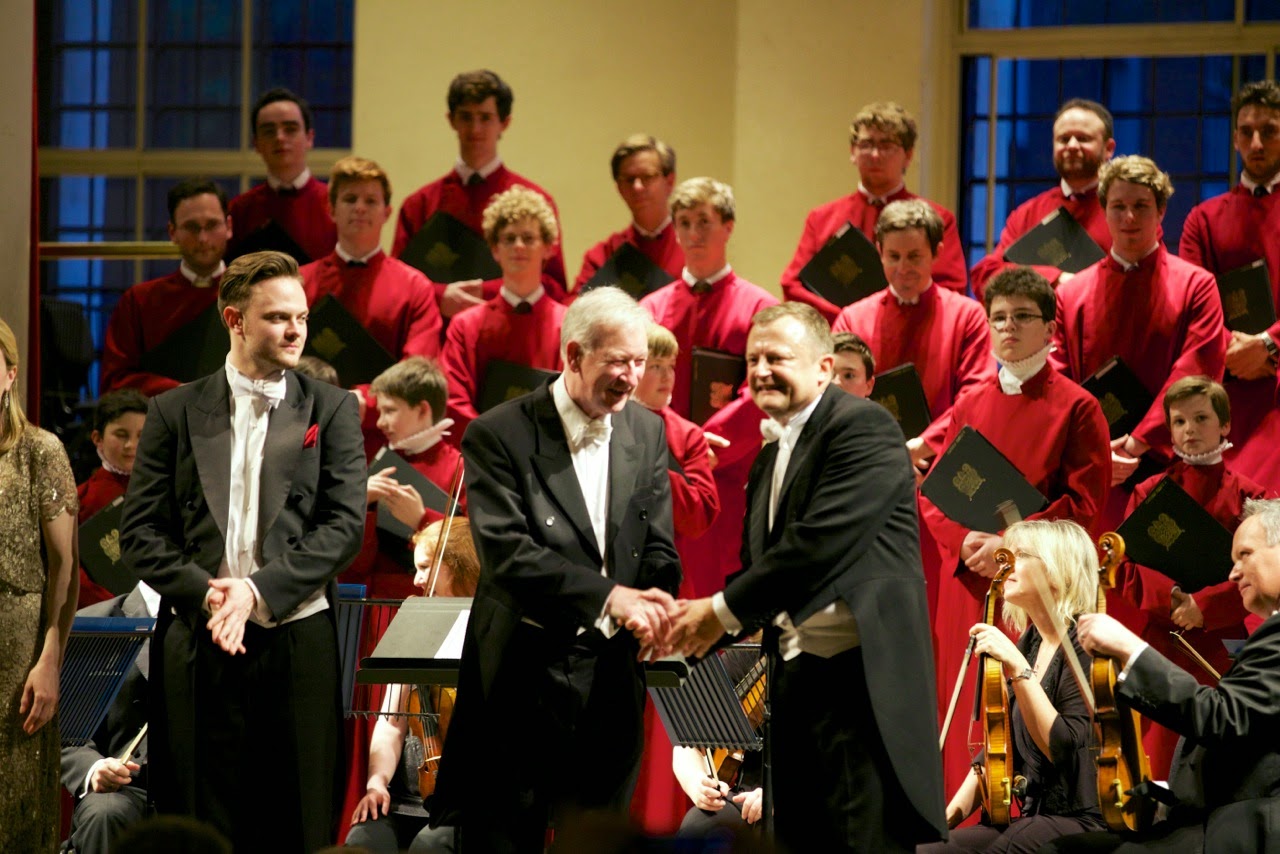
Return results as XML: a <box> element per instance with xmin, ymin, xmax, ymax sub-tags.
<box><xmin>0</xmin><ymin>426</ymin><xmax>77</xmax><ymax>852</ymax></box>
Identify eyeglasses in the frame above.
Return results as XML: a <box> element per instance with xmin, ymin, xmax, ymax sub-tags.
<box><xmin>498</xmin><ymin>232</ymin><xmax>542</xmax><ymax>247</ymax></box>
<box><xmin>854</xmin><ymin>139</ymin><xmax>903</xmax><ymax>154</ymax></box>
<box><xmin>617</xmin><ymin>173</ymin><xmax>665</xmax><ymax>187</ymax></box>
<box><xmin>988</xmin><ymin>311</ymin><xmax>1045</xmax><ymax>328</ymax></box>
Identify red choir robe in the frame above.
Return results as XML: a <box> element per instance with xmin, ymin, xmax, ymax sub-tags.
<box><xmin>226</xmin><ymin>176</ymin><xmax>337</xmax><ymax>264</ymax></box>
<box><xmin>832</xmin><ymin>284</ymin><xmax>995</xmax><ymax>445</ymax></box>
<box><xmin>1179</xmin><ymin>185</ymin><xmax>1280</xmax><ymax>457</ymax></box>
<box><xmin>1119</xmin><ymin>461</ymin><xmax>1266</xmax><ymax>779</ymax></box>
<box><xmin>391</xmin><ymin>164</ymin><xmax>568</xmax><ymax>300</ymax></box>
<box><xmin>639</xmin><ymin>272</ymin><xmax>778</xmax><ymax>425</ymax></box>
<box><xmin>337</xmin><ymin>438</ymin><xmax>463</xmax><ymax>840</ymax></box>
<box><xmin>573</xmin><ymin>222</ymin><xmax>685</xmax><ymax>294</ymax></box>
<box><xmin>780</xmin><ymin>187</ymin><xmax>969</xmax><ymax>322</ymax></box>
<box><xmin>630</xmin><ymin>405</ymin><xmax>721</xmax><ymax>836</ymax></box>
<box><xmin>99</xmin><ymin>270</ymin><xmax>221</xmax><ymax>395</ymax></box>
<box><xmin>440</xmin><ymin>293</ymin><xmax>566</xmax><ymax>441</ymax></box>
<box><xmin>921</xmin><ymin>365</ymin><xmax>1110</xmax><ymax>796</ymax></box>
<box><xmin>76</xmin><ymin>466</ymin><xmax>131</xmax><ymax>608</ymax></box>
<box><xmin>680</xmin><ymin>390</ymin><xmax>767</xmax><ymax>600</ymax></box>
<box><xmin>969</xmin><ymin>185</ymin><xmax>1110</xmax><ymax>302</ymax></box>
<box><xmin>1050</xmin><ymin>248</ymin><xmax>1227</xmax><ymax>534</ymax></box>
<box><xmin>301</xmin><ymin>251</ymin><xmax>445</xmax><ymax>458</ymax></box>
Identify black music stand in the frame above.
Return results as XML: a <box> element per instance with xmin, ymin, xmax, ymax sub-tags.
<box><xmin>60</xmin><ymin>615</ymin><xmax>154</xmax><ymax>748</ymax></box>
<box><xmin>357</xmin><ymin>596</ymin><xmax>690</xmax><ymax>689</ymax></box>
<box><xmin>335</xmin><ymin>583</ymin><xmax>368</xmax><ymax>717</ymax></box>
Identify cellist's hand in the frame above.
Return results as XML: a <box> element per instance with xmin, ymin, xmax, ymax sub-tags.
<box><xmin>733</xmin><ymin>787</ymin><xmax>764</xmax><ymax>824</ymax></box>
<box><xmin>969</xmin><ymin>622</ymin><xmax>1027</xmax><ymax>673</ymax></box>
<box><xmin>351</xmin><ymin>781</ymin><xmax>391</xmax><ymax>825</ymax></box>
<box><xmin>692</xmin><ymin>776</ymin><xmax>730</xmax><ymax>812</ymax></box>
<box><xmin>1077</xmin><ymin>613</ymin><xmax>1143</xmax><ymax>662</ymax></box>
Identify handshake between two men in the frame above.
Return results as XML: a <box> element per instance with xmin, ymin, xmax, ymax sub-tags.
<box><xmin>606</xmin><ymin>587</ymin><xmax>728</xmax><ymax>661</ymax></box>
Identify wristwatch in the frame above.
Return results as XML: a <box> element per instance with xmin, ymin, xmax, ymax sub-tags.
<box><xmin>1260</xmin><ymin>332</ymin><xmax>1279</xmax><ymax>362</ymax></box>
<box><xmin>1008</xmin><ymin>667</ymin><xmax>1035</xmax><ymax>686</ymax></box>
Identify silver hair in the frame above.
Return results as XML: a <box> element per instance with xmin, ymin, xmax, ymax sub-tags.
<box><xmin>1242</xmin><ymin>498</ymin><xmax>1280</xmax><ymax>547</ymax></box>
<box><xmin>559</xmin><ymin>286</ymin><xmax>652</xmax><ymax>359</ymax></box>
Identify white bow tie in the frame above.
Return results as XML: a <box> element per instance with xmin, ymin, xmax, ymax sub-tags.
<box><xmin>760</xmin><ymin>419</ymin><xmax>787</xmax><ymax>444</ymax></box>
<box><xmin>573</xmin><ymin>418</ymin><xmax>612</xmax><ymax>449</ymax></box>
<box><xmin>229</xmin><ymin>372</ymin><xmax>286</xmax><ymax>409</ymax></box>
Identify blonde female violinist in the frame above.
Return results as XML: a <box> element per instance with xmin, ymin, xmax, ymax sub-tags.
<box><xmin>921</xmin><ymin>520</ymin><xmax>1105</xmax><ymax>854</ymax></box>
<box><xmin>346</xmin><ymin>517</ymin><xmax>478</xmax><ymax>853</ymax></box>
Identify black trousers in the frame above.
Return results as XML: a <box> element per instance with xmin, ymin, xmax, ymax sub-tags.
<box><xmin>177</xmin><ymin>611</ymin><xmax>342</xmax><ymax>854</ymax></box>
<box><xmin>460</xmin><ymin>622</ymin><xmax>646</xmax><ymax>854</ymax></box>
<box><xmin>772</xmin><ymin>646</ymin><xmax>918</xmax><ymax>853</ymax></box>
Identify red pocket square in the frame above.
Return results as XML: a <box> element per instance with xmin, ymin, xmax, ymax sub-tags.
<box><xmin>303</xmin><ymin>424</ymin><xmax>319</xmax><ymax>449</ymax></box>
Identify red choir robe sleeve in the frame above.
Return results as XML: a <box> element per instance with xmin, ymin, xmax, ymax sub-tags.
<box><xmin>660</xmin><ymin>407</ymin><xmax>720</xmax><ymax>540</ymax></box>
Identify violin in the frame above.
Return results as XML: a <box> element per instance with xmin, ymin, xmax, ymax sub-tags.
<box><xmin>1091</xmin><ymin>532</ymin><xmax>1156</xmax><ymax>833</ymax></box>
<box><xmin>972</xmin><ymin>547</ymin><xmax>1017</xmax><ymax>827</ymax></box>
<box><xmin>711</xmin><ymin>655</ymin><xmax>766</xmax><ymax>784</ymax></box>
<box><xmin>406</xmin><ymin>456</ymin><xmax>466</xmax><ymax>798</ymax></box>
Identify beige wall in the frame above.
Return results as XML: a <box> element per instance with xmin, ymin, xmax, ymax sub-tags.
<box><xmin>1</xmin><ymin>3</ymin><xmax>34</xmax><ymax>404</ymax></box>
<box><xmin>355</xmin><ymin>0</ymin><xmax>951</xmax><ymax>295</ymax></box>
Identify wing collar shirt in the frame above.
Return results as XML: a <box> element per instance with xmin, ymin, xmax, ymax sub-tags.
<box><xmin>222</xmin><ymin>360</ymin><xmax>328</xmax><ymax>626</ymax></box>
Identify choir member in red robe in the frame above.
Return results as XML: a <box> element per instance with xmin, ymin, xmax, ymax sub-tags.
<box><xmin>226</xmin><ymin>88</ymin><xmax>336</xmax><ymax>264</ymax></box>
<box><xmin>831</xmin><ymin>199</ymin><xmax>994</xmax><ymax>468</ymax></box>
<box><xmin>76</xmin><ymin>389</ymin><xmax>149</xmax><ymax>608</ymax></box>
<box><xmin>1118</xmin><ymin>376</ymin><xmax>1269</xmax><ymax>779</ymax></box>
<box><xmin>639</xmin><ymin>177</ymin><xmax>778</xmax><ymax>426</ymax></box>
<box><xmin>781</xmin><ymin>101</ymin><xmax>968</xmax><ymax>321</ymax></box>
<box><xmin>343</xmin><ymin>357</ymin><xmax>463</xmax><ymax>601</ymax></box>
<box><xmin>628</xmin><ymin>322</ymin><xmax>720</xmax><ymax>835</ymax></box>
<box><xmin>392</xmin><ymin>70</ymin><xmax>567</xmax><ymax>315</ymax></box>
<box><xmin>441</xmin><ymin>187</ymin><xmax>566</xmax><ymax>442</ymax></box>
<box><xmin>919</xmin><ymin>268</ymin><xmax>1110</xmax><ymax>797</ymax></box>
<box><xmin>1180</xmin><ymin>81</ymin><xmax>1280</xmax><ymax>477</ymax></box>
<box><xmin>100</xmin><ymin>180</ymin><xmax>230</xmax><ymax>395</ymax></box>
<box><xmin>1050</xmin><ymin>155</ymin><xmax>1227</xmax><ymax>533</ymax></box>
<box><xmin>574</xmin><ymin>134</ymin><xmax>684</xmax><ymax>293</ymax></box>
<box><xmin>970</xmin><ymin>99</ymin><xmax>1116</xmax><ymax>301</ymax></box>
<box><xmin>832</xmin><ymin>331</ymin><xmax>876</xmax><ymax>398</ymax></box>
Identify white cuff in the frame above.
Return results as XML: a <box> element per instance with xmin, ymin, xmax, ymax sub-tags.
<box><xmin>711</xmin><ymin>592</ymin><xmax>742</xmax><ymax>635</ymax></box>
<box><xmin>244</xmin><ymin>578</ymin><xmax>271</xmax><ymax>623</ymax></box>
<box><xmin>1116</xmin><ymin>642</ymin><xmax>1150</xmax><ymax>682</ymax></box>
<box><xmin>82</xmin><ymin>759</ymin><xmax>108</xmax><ymax>798</ymax></box>
<box><xmin>595</xmin><ymin>587</ymin><xmax>619</xmax><ymax>639</ymax></box>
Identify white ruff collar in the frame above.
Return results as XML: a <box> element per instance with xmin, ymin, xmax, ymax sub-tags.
<box><xmin>996</xmin><ymin>343</ymin><xmax>1054</xmax><ymax>395</ymax></box>
<box><xmin>391</xmin><ymin>418</ymin><xmax>454</xmax><ymax>456</ymax></box>
<box><xmin>1173</xmin><ymin>439</ymin><xmax>1232</xmax><ymax>466</ymax></box>
<box><xmin>98</xmin><ymin>448</ymin><xmax>130</xmax><ymax>476</ymax></box>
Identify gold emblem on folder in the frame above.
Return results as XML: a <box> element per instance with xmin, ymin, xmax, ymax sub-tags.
<box><xmin>1223</xmin><ymin>288</ymin><xmax>1249</xmax><ymax>324</ymax></box>
<box><xmin>1099</xmin><ymin>392</ymin><xmax>1127</xmax><ymax>428</ymax></box>
<box><xmin>953</xmin><ymin>464</ymin><xmax>986</xmax><ymax>500</ymax></box>
<box><xmin>1036</xmin><ymin>238</ymin><xmax>1069</xmax><ymax>267</ymax></box>
<box><xmin>426</xmin><ymin>241</ymin><xmax>459</xmax><ymax>272</ymax></box>
<box><xmin>619</xmin><ymin>272</ymin><xmax>643</xmax><ymax>295</ymax></box>
<box><xmin>505</xmin><ymin>384</ymin><xmax>533</xmax><ymax>402</ymax></box>
<box><xmin>829</xmin><ymin>254</ymin><xmax>861</xmax><ymax>287</ymax></box>
<box><xmin>1148</xmin><ymin>513</ymin><xmax>1184</xmax><ymax>550</ymax></box>
<box><xmin>100</xmin><ymin>528</ymin><xmax>122</xmax><ymax>564</ymax></box>
<box><xmin>310</xmin><ymin>327</ymin><xmax>347</xmax><ymax>361</ymax></box>
<box><xmin>879</xmin><ymin>393</ymin><xmax>901</xmax><ymax>422</ymax></box>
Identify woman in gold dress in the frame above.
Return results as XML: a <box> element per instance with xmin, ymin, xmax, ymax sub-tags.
<box><xmin>0</xmin><ymin>317</ymin><xmax>79</xmax><ymax>851</ymax></box>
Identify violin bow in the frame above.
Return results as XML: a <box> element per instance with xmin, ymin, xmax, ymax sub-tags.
<box><xmin>1169</xmin><ymin>631</ymin><xmax>1221</xmax><ymax>681</ymax></box>
<box><xmin>424</xmin><ymin>456</ymin><xmax>466</xmax><ymax>597</ymax></box>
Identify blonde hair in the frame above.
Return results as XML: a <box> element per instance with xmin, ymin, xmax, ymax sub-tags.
<box><xmin>669</xmin><ymin>177</ymin><xmax>735</xmax><ymax>222</ymax></box>
<box><xmin>1000</xmin><ymin>519</ymin><xmax>1098</xmax><ymax>634</ymax></box>
<box><xmin>646</xmin><ymin>322</ymin><xmax>679</xmax><ymax>360</ymax></box>
<box><xmin>328</xmin><ymin>155</ymin><xmax>392</xmax><ymax>207</ymax></box>
<box><xmin>1099</xmin><ymin>155</ymin><xmax>1174</xmax><ymax>210</ymax></box>
<box><xmin>0</xmin><ymin>318</ymin><xmax>29</xmax><ymax>454</ymax></box>
<box><xmin>481</xmin><ymin>186</ymin><xmax>558</xmax><ymax>247</ymax></box>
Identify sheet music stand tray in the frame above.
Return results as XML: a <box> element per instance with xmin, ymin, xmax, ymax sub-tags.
<box><xmin>649</xmin><ymin>644</ymin><xmax>763</xmax><ymax>752</ymax></box>
<box><xmin>357</xmin><ymin>596</ymin><xmax>690</xmax><ymax>693</ymax></box>
<box><xmin>59</xmin><ymin>615</ymin><xmax>154</xmax><ymax>748</ymax></box>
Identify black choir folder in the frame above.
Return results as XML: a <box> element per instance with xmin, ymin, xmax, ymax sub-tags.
<box><xmin>580</xmin><ymin>242</ymin><xmax>672</xmax><ymax>300</ymax></box>
<box><xmin>1081</xmin><ymin>356</ymin><xmax>1153</xmax><ymax>441</ymax></box>
<box><xmin>78</xmin><ymin>496</ymin><xmax>138</xmax><ymax>596</ymax></box>
<box><xmin>870</xmin><ymin>363</ymin><xmax>932</xmax><ymax>439</ymax></box>
<box><xmin>799</xmin><ymin>221</ymin><xmax>888</xmax><ymax>308</ymax></box>
<box><xmin>921</xmin><ymin>426</ymin><xmax>1047</xmax><ymax>534</ymax></box>
<box><xmin>1217</xmin><ymin>259</ymin><xmax>1276</xmax><ymax>335</ymax></box>
<box><xmin>400</xmin><ymin>211</ymin><xmax>501</xmax><ymax>283</ymax></box>
<box><xmin>138</xmin><ymin>304</ymin><xmax>229</xmax><ymax>384</ymax></box>
<box><xmin>303</xmin><ymin>295</ymin><xmax>396</xmax><ymax>388</ymax></box>
<box><xmin>1003</xmin><ymin>206</ymin><xmax>1105</xmax><ymax>273</ymax></box>
<box><xmin>368</xmin><ymin>447</ymin><xmax>451</xmax><ymax>570</ymax></box>
<box><xmin>690</xmin><ymin>347</ymin><xmax>745</xmax><ymax>425</ymax></box>
<box><xmin>1115</xmin><ymin>476</ymin><xmax>1234</xmax><ymax>592</ymax></box>
<box><xmin>478</xmin><ymin>360</ymin><xmax>558</xmax><ymax>414</ymax></box>
<box><xmin>233</xmin><ymin>219</ymin><xmax>311</xmax><ymax>265</ymax></box>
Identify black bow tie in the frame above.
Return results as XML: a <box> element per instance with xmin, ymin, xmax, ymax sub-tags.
<box><xmin>1255</xmin><ymin>185</ymin><xmax>1270</xmax><ymax>198</ymax></box>
<box><xmin>512</xmin><ymin>301</ymin><xmax>533</xmax><ymax>315</ymax></box>
<box><xmin>275</xmin><ymin>186</ymin><xmax>299</xmax><ymax>197</ymax></box>
<box><xmin>346</xmin><ymin>259</ymin><xmax>368</xmax><ymax>268</ymax></box>
<box><xmin>690</xmin><ymin>280</ymin><xmax>713</xmax><ymax>295</ymax></box>
<box><xmin>466</xmin><ymin>173</ymin><xmax>484</xmax><ymax>187</ymax></box>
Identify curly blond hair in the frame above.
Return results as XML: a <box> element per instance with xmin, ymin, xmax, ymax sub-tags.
<box><xmin>481</xmin><ymin>186</ymin><xmax>558</xmax><ymax>247</ymax></box>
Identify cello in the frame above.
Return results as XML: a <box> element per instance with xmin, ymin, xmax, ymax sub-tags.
<box><xmin>710</xmin><ymin>653</ymin><xmax>766</xmax><ymax>784</ymax></box>
<box><xmin>971</xmin><ymin>548</ymin><xmax>1017</xmax><ymax>827</ymax></box>
<box><xmin>1091</xmin><ymin>532</ymin><xmax>1156</xmax><ymax>832</ymax></box>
